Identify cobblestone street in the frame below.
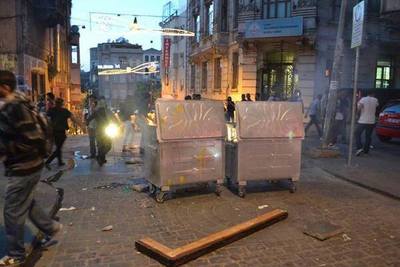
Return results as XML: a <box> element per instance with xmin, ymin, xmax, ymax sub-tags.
<box><xmin>27</xmin><ymin>136</ymin><xmax>400</xmax><ymax>267</ymax></box>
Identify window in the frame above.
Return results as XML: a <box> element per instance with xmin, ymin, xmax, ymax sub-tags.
<box><xmin>191</xmin><ymin>64</ymin><xmax>196</xmax><ymax>90</ymax></box>
<box><xmin>151</xmin><ymin>56</ymin><xmax>155</xmax><ymax>61</ymax></box>
<box><xmin>263</xmin><ymin>0</ymin><xmax>291</xmax><ymax>19</ymax></box>
<box><xmin>375</xmin><ymin>60</ymin><xmax>393</xmax><ymax>89</ymax></box>
<box><xmin>194</xmin><ymin>15</ymin><xmax>200</xmax><ymax>42</ymax></box>
<box><xmin>71</xmin><ymin>45</ymin><xmax>78</xmax><ymax>64</ymax></box>
<box><xmin>205</xmin><ymin>1</ymin><xmax>214</xmax><ymax>36</ymax></box>
<box><xmin>214</xmin><ymin>58</ymin><xmax>221</xmax><ymax>91</ymax></box>
<box><xmin>119</xmin><ymin>56</ymin><xmax>127</xmax><ymax>67</ymax></box>
<box><xmin>202</xmin><ymin>62</ymin><xmax>208</xmax><ymax>91</ymax></box>
<box><xmin>233</xmin><ymin>0</ymin><xmax>239</xmax><ymax>29</ymax></box>
<box><xmin>145</xmin><ymin>55</ymin><xmax>149</xmax><ymax>62</ymax></box>
<box><xmin>221</xmin><ymin>0</ymin><xmax>228</xmax><ymax>32</ymax></box>
<box><xmin>232</xmin><ymin>52</ymin><xmax>239</xmax><ymax>90</ymax></box>
<box><xmin>156</xmin><ymin>56</ymin><xmax>161</xmax><ymax>62</ymax></box>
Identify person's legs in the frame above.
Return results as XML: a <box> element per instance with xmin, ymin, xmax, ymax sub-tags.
<box><xmin>4</xmin><ymin>171</ymin><xmax>56</xmax><ymax>260</ymax></box>
<box><xmin>88</xmin><ymin>128</ymin><xmax>96</xmax><ymax>157</ymax></box>
<box><xmin>355</xmin><ymin>123</ymin><xmax>365</xmax><ymax>150</ymax></box>
<box><xmin>363</xmin><ymin>124</ymin><xmax>375</xmax><ymax>153</ymax></box>
<box><xmin>122</xmin><ymin>120</ymin><xmax>133</xmax><ymax>150</ymax></box>
<box><xmin>54</xmin><ymin>131</ymin><xmax>67</xmax><ymax>165</ymax></box>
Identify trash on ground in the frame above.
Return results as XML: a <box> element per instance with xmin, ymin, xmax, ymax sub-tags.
<box><xmin>68</xmin><ymin>222</ymin><xmax>73</xmax><ymax>226</ymax></box>
<box><xmin>138</xmin><ymin>199</ymin><xmax>154</xmax><ymax>209</ymax></box>
<box><xmin>82</xmin><ymin>188</ymin><xmax>88</xmax><ymax>191</ymax></box>
<box><xmin>90</xmin><ymin>207</ymin><xmax>96</xmax><ymax>211</ymax></box>
<box><xmin>81</xmin><ymin>155</ymin><xmax>89</xmax><ymax>160</ymax></box>
<box><xmin>258</xmin><ymin>205</ymin><xmax>269</xmax><ymax>210</ymax></box>
<box><xmin>303</xmin><ymin>221</ymin><xmax>344</xmax><ymax>241</ymax></box>
<box><xmin>125</xmin><ymin>158</ymin><xmax>143</xmax><ymax>165</ymax></box>
<box><xmin>94</xmin><ymin>182</ymin><xmax>129</xmax><ymax>190</ymax></box>
<box><xmin>132</xmin><ymin>184</ymin><xmax>149</xmax><ymax>192</ymax></box>
<box><xmin>101</xmin><ymin>225</ymin><xmax>113</xmax><ymax>231</ymax></box>
<box><xmin>59</xmin><ymin>206</ymin><xmax>77</xmax><ymax>211</ymax></box>
<box><xmin>342</xmin><ymin>233</ymin><xmax>352</xmax><ymax>242</ymax></box>
<box><xmin>74</xmin><ymin>151</ymin><xmax>81</xmax><ymax>157</ymax></box>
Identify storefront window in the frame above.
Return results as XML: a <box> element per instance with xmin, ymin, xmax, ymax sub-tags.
<box><xmin>375</xmin><ymin>60</ymin><xmax>393</xmax><ymax>89</ymax></box>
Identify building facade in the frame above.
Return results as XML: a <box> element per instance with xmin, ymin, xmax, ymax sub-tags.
<box><xmin>90</xmin><ymin>40</ymin><xmax>144</xmax><ymax>107</ymax></box>
<box><xmin>187</xmin><ymin>0</ymin><xmax>400</xmax><ymax>109</ymax></box>
<box><xmin>143</xmin><ymin>48</ymin><xmax>162</xmax><ymax>82</ymax></box>
<box><xmin>0</xmin><ymin>0</ymin><xmax>81</xmax><ymax>108</ymax></box>
<box><xmin>160</xmin><ymin>9</ymin><xmax>189</xmax><ymax>100</ymax></box>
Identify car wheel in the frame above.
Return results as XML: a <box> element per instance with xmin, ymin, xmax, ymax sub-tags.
<box><xmin>377</xmin><ymin>134</ymin><xmax>392</xmax><ymax>142</ymax></box>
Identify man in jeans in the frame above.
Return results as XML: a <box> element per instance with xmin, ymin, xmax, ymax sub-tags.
<box><xmin>305</xmin><ymin>94</ymin><xmax>323</xmax><ymax>138</ymax></box>
<box><xmin>0</xmin><ymin>70</ymin><xmax>61</xmax><ymax>266</ymax></box>
<box><xmin>355</xmin><ymin>92</ymin><xmax>379</xmax><ymax>156</ymax></box>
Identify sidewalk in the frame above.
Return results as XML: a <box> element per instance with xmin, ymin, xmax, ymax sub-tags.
<box><xmin>303</xmin><ymin>135</ymin><xmax>400</xmax><ymax>200</ymax></box>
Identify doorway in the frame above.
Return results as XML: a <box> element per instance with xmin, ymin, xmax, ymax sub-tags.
<box><xmin>259</xmin><ymin>51</ymin><xmax>295</xmax><ymax>100</ymax></box>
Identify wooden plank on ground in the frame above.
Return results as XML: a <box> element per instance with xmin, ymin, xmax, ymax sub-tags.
<box><xmin>135</xmin><ymin>209</ymin><xmax>288</xmax><ymax>266</ymax></box>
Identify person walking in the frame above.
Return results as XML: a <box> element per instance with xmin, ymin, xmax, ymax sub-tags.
<box><xmin>87</xmin><ymin>98</ymin><xmax>114</xmax><ymax>166</ymax></box>
<box><xmin>0</xmin><ymin>70</ymin><xmax>62</xmax><ymax>266</ymax></box>
<box><xmin>86</xmin><ymin>96</ymin><xmax>97</xmax><ymax>158</ymax></box>
<box><xmin>45</xmin><ymin>98</ymin><xmax>80</xmax><ymax>169</ymax></box>
<box><xmin>120</xmin><ymin>104</ymin><xmax>134</xmax><ymax>152</ymax></box>
<box><xmin>328</xmin><ymin>97</ymin><xmax>345</xmax><ymax>148</ymax></box>
<box><xmin>226</xmin><ymin>96</ymin><xmax>235</xmax><ymax>122</ymax></box>
<box><xmin>355</xmin><ymin>92</ymin><xmax>379</xmax><ymax>156</ymax></box>
<box><xmin>46</xmin><ymin>92</ymin><xmax>55</xmax><ymax>112</ymax></box>
<box><xmin>241</xmin><ymin>94</ymin><xmax>247</xmax><ymax>101</ymax></box>
<box><xmin>305</xmin><ymin>94</ymin><xmax>323</xmax><ymax>138</ymax></box>
<box><xmin>246</xmin><ymin>93</ymin><xmax>252</xmax><ymax>101</ymax></box>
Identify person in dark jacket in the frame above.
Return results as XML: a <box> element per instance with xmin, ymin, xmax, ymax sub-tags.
<box><xmin>226</xmin><ymin>96</ymin><xmax>235</xmax><ymax>122</ymax></box>
<box><xmin>0</xmin><ymin>70</ymin><xmax>62</xmax><ymax>266</ymax></box>
<box><xmin>45</xmin><ymin>98</ymin><xmax>79</xmax><ymax>169</ymax></box>
<box><xmin>87</xmin><ymin>98</ymin><xmax>115</xmax><ymax>166</ymax></box>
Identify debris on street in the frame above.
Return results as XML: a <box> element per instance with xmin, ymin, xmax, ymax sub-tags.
<box><xmin>303</xmin><ymin>221</ymin><xmax>344</xmax><ymax>241</ymax></box>
<box><xmin>125</xmin><ymin>158</ymin><xmax>143</xmax><ymax>165</ymax></box>
<box><xmin>101</xmin><ymin>225</ymin><xmax>113</xmax><ymax>231</ymax></box>
<box><xmin>258</xmin><ymin>205</ymin><xmax>269</xmax><ymax>210</ymax></box>
<box><xmin>82</xmin><ymin>188</ymin><xmax>88</xmax><ymax>191</ymax></box>
<box><xmin>132</xmin><ymin>183</ymin><xmax>149</xmax><ymax>192</ymax></box>
<box><xmin>90</xmin><ymin>206</ymin><xmax>96</xmax><ymax>211</ymax></box>
<box><xmin>59</xmin><ymin>206</ymin><xmax>77</xmax><ymax>211</ymax></box>
<box><xmin>94</xmin><ymin>182</ymin><xmax>129</xmax><ymax>190</ymax></box>
<box><xmin>342</xmin><ymin>233</ymin><xmax>352</xmax><ymax>242</ymax></box>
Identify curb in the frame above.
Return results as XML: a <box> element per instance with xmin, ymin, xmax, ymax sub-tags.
<box><xmin>322</xmin><ymin>168</ymin><xmax>400</xmax><ymax>201</ymax></box>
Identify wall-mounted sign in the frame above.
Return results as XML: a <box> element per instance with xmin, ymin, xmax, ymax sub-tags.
<box><xmin>98</xmin><ymin>64</ymin><xmax>121</xmax><ymax>69</ymax></box>
<box><xmin>163</xmin><ymin>38</ymin><xmax>171</xmax><ymax>69</ymax></box>
<box><xmin>240</xmin><ymin>16</ymin><xmax>303</xmax><ymax>39</ymax></box>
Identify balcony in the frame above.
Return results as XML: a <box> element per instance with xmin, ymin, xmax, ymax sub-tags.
<box><xmin>190</xmin><ymin>32</ymin><xmax>229</xmax><ymax>60</ymax></box>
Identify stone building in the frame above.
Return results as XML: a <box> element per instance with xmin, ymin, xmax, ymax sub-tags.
<box><xmin>143</xmin><ymin>48</ymin><xmax>162</xmax><ymax>82</ymax></box>
<box><xmin>90</xmin><ymin>40</ymin><xmax>144</xmax><ymax>107</ymax></box>
<box><xmin>0</xmin><ymin>0</ymin><xmax>80</xmax><ymax>107</ymax></box>
<box><xmin>160</xmin><ymin>9</ymin><xmax>189</xmax><ymax>100</ymax></box>
<box><xmin>187</xmin><ymin>0</ymin><xmax>400</xmax><ymax>109</ymax></box>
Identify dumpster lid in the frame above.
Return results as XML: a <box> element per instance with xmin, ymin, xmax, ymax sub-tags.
<box><xmin>156</xmin><ymin>100</ymin><xmax>226</xmax><ymax>141</ymax></box>
<box><xmin>236</xmin><ymin>102</ymin><xmax>305</xmax><ymax>139</ymax></box>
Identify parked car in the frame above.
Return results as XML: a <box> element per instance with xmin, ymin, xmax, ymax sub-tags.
<box><xmin>376</xmin><ymin>99</ymin><xmax>400</xmax><ymax>142</ymax></box>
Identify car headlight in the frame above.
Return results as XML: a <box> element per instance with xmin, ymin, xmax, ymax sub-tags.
<box><xmin>105</xmin><ymin>123</ymin><xmax>119</xmax><ymax>138</ymax></box>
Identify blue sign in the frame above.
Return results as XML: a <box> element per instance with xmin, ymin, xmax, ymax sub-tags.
<box><xmin>241</xmin><ymin>17</ymin><xmax>303</xmax><ymax>39</ymax></box>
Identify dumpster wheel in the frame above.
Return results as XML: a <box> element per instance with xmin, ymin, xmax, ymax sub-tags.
<box><xmin>156</xmin><ymin>191</ymin><xmax>169</xmax><ymax>203</ymax></box>
<box><xmin>215</xmin><ymin>183</ymin><xmax>223</xmax><ymax>197</ymax></box>
<box><xmin>289</xmin><ymin>181</ymin><xmax>297</xmax><ymax>193</ymax></box>
<box><xmin>238</xmin><ymin>185</ymin><xmax>246</xmax><ymax>198</ymax></box>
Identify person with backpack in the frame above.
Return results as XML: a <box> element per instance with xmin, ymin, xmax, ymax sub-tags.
<box><xmin>0</xmin><ymin>70</ymin><xmax>62</xmax><ymax>266</ymax></box>
<box><xmin>45</xmin><ymin>98</ymin><xmax>81</xmax><ymax>169</ymax></box>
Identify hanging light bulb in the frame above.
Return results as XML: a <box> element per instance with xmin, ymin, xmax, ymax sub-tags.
<box><xmin>131</xmin><ymin>17</ymin><xmax>139</xmax><ymax>32</ymax></box>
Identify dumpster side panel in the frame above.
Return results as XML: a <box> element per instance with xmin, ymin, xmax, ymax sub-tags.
<box><xmin>237</xmin><ymin>139</ymin><xmax>301</xmax><ymax>182</ymax></box>
<box><xmin>157</xmin><ymin>140</ymin><xmax>225</xmax><ymax>187</ymax></box>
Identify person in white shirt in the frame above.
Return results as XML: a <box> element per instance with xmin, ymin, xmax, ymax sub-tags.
<box><xmin>355</xmin><ymin>92</ymin><xmax>379</xmax><ymax>156</ymax></box>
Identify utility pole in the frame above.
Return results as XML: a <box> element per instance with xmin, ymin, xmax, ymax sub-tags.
<box><xmin>322</xmin><ymin>0</ymin><xmax>348</xmax><ymax>147</ymax></box>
